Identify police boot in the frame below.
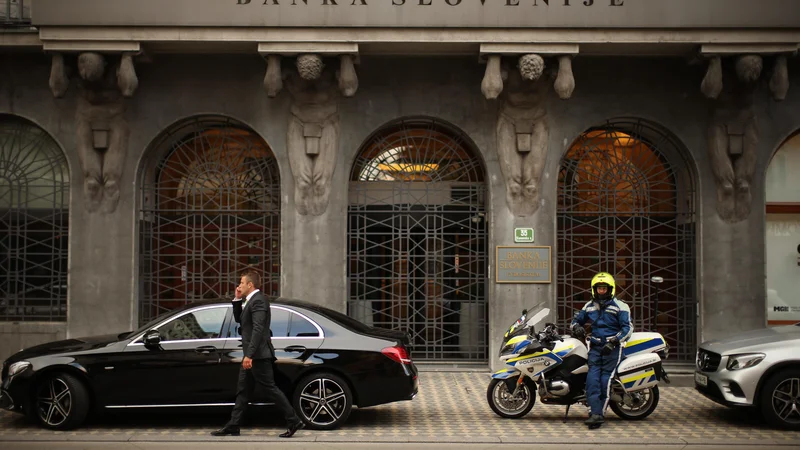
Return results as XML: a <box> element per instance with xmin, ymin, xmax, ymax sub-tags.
<box><xmin>584</xmin><ymin>414</ymin><xmax>605</xmax><ymax>429</ymax></box>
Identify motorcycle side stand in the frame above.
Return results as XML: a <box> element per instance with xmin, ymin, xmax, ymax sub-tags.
<box><xmin>563</xmin><ymin>405</ymin><xmax>570</xmax><ymax>423</ymax></box>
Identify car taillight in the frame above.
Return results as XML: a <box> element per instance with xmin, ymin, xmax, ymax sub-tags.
<box><xmin>381</xmin><ymin>346</ymin><xmax>412</xmax><ymax>364</ymax></box>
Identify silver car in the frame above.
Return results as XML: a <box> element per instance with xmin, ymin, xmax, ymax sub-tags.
<box><xmin>694</xmin><ymin>323</ymin><xmax>800</xmax><ymax>430</ymax></box>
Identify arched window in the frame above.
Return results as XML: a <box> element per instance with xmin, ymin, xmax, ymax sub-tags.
<box><xmin>348</xmin><ymin>118</ymin><xmax>488</xmax><ymax>361</ymax></box>
<box><xmin>139</xmin><ymin>117</ymin><xmax>280</xmax><ymax>323</ymax></box>
<box><xmin>0</xmin><ymin>115</ymin><xmax>70</xmax><ymax>321</ymax></box>
<box><xmin>558</xmin><ymin>119</ymin><xmax>697</xmax><ymax>361</ymax></box>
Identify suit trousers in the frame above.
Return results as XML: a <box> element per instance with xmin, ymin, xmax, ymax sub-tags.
<box><xmin>227</xmin><ymin>359</ymin><xmax>301</xmax><ymax>428</ymax></box>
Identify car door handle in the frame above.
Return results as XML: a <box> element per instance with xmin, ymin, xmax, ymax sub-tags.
<box><xmin>284</xmin><ymin>345</ymin><xmax>306</xmax><ymax>353</ymax></box>
<box><xmin>195</xmin><ymin>346</ymin><xmax>217</xmax><ymax>354</ymax></box>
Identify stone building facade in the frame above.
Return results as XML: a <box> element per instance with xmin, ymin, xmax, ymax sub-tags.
<box><xmin>1</xmin><ymin>0</ymin><xmax>799</xmax><ymax>368</ymax></box>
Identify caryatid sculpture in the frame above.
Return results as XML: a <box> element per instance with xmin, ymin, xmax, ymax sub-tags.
<box><xmin>701</xmin><ymin>54</ymin><xmax>789</xmax><ymax>222</ymax></box>
<box><xmin>49</xmin><ymin>52</ymin><xmax>138</xmax><ymax>214</ymax></box>
<box><xmin>263</xmin><ymin>53</ymin><xmax>358</xmax><ymax>216</ymax></box>
<box><xmin>484</xmin><ymin>54</ymin><xmax>567</xmax><ymax>216</ymax></box>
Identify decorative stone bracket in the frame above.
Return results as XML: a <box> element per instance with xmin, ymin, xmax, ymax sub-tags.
<box><xmin>479</xmin><ymin>43</ymin><xmax>579</xmax><ymax>100</ymax></box>
<box><xmin>45</xmin><ymin>41</ymin><xmax>141</xmax><ymax>214</ymax></box>
<box><xmin>699</xmin><ymin>43</ymin><xmax>797</xmax><ymax>101</ymax></box>
<box><xmin>258</xmin><ymin>43</ymin><xmax>360</xmax><ymax>98</ymax></box>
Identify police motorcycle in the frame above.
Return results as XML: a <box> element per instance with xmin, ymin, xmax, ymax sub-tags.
<box><xmin>487</xmin><ymin>305</ymin><xmax>670</xmax><ymax>421</ymax></box>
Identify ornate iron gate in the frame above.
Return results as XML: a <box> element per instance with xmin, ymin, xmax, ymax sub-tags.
<box><xmin>139</xmin><ymin>117</ymin><xmax>281</xmax><ymax>324</ymax></box>
<box><xmin>0</xmin><ymin>116</ymin><xmax>69</xmax><ymax>321</ymax></box>
<box><xmin>557</xmin><ymin>119</ymin><xmax>697</xmax><ymax>362</ymax></box>
<box><xmin>348</xmin><ymin>118</ymin><xmax>488</xmax><ymax>362</ymax></box>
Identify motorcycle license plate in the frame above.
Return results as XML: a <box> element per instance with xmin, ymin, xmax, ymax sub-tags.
<box><xmin>694</xmin><ymin>372</ymin><xmax>708</xmax><ymax>387</ymax></box>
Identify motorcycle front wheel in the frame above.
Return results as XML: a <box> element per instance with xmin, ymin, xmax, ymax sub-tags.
<box><xmin>487</xmin><ymin>377</ymin><xmax>536</xmax><ymax>419</ymax></box>
<box><xmin>609</xmin><ymin>385</ymin><xmax>660</xmax><ymax>420</ymax></box>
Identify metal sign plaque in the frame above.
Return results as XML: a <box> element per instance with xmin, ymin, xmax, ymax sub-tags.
<box><xmin>496</xmin><ymin>246</ymin><xmax>551</xmax><ymax>284</ymax></box>
<box><xmin>514</xmin><ymin>228</ymin><xmax>534</xmax><ymax>243</ymax></box>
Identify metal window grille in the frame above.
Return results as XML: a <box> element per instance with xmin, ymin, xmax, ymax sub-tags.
<box><xmin>557</xmin><ymin>119</ymin><xmax>697</xmax><ymax>362</ymax></box>
<box><xmin>0</xmin><ymin>115</ymin><xmax>70</xmax><ymax>321</ymax></box>
<box><xmin>138</xmin><ymin>117</ymin><xmax>281</xmax><ymax>325</ymax></box>
<box><xmin>348</xmin><ymin>118</ymin><xmax>488</xmax><ymax>362</ymax></box>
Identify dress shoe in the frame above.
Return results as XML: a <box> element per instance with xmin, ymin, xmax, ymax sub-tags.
<box><xmin>210</xmin><ymin>426</ymin><xmax>240</xmax><ymax>436</ymax></box>
<box><xmin>279</xmin><ymin>421</ymin><xmax>305</xmax><ymax>438</ymax></box>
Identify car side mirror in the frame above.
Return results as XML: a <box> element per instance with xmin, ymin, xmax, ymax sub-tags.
<box><xmin>143</xmin><ymin>330</ymin><xmax>161</xmax><ymax>349</ymax></box>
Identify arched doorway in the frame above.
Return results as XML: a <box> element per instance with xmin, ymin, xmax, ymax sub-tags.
<box><xmin>765</xmin><ymin>130</ymin><xmax>800</xmax><ymax>326</ymax></box>
<box><xmin>557</xmin><ymin>119</ymin><xmax>697</xmax><ymax>362</ymax></box>
<box><xmin>348</xmin><ymin>118</ymin><xmax>488</xmax><ymax>362</ymax></box>
<box><xmin>0</xmin><ymin>115</ymin><xmax>70</xmax><ymax>321</ymax></box>
<box><xmin>138</xmin><ymin>116</ymin><xmax>281</xmax><ymax>324</ymax></box>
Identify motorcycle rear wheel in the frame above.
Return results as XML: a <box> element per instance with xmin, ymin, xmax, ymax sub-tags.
<box><xmin>609</xmin><ymin>385</ymin><xmax>659</xmax><ymax>420</ymax></box>
<box><xmin>487</xmin><ymin>377</ymin><xmax>536</xmax><ymax>419</ymax></box>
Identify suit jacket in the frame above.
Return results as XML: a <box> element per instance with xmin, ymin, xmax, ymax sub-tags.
<box><xmin>233</xmin><ymin>291</ymin><xmax>276</xmax><ymax>361</ymax></box>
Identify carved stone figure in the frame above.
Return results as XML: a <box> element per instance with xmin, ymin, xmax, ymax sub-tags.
<box><xmin>49</xmin><ymin>52</ymin><xmax>138</xmax><ymax>214</ymax></box>
<box><xmin>703</xmin><ymin>55</ymin><xmax>760</xmax><ymax>222</ymax></box>
<box><xmin>495</xmin><ymin>63</ymin><xmax>551</xmax><ymax>216</ymax></box>
<box><xmin>482</xmin><ymin>53</ymin><xmax>575</xmax><ymax>100</ymax></box>
<box><xmin>263</xmin><ymin>54</ymin><xmax>358</xmax><ymax>216</ymax></box>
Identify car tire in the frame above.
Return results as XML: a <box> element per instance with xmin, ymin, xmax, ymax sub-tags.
<box><xmin>293</xmin><ymin>372</ymin><xmax>353</xmax><ymax>430</ymax></box>
<box><xmin>34</xmin><ymin>373</ymin><xmax>90</xmax><ymax>430</ymax></box>
<box><xmin>759</xmin><ymin>368</ymin><xmax>800</xmax><ymax>430</ymax></box>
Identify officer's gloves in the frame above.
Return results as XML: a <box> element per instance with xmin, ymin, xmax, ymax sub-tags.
<box><xmin>601</xmin><ymin>336</ymin><xmax>619</xmax><ymax>356</ymax></box>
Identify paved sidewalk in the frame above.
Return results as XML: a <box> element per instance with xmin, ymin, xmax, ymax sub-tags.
<box><xmin>0</xmin><ymin>373</ymin><xmax>798</xmax><ymax>446</ymax></box>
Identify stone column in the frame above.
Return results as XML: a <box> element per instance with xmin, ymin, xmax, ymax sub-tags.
<box><xmin>48</xmin><ymin>49</ymin><xmax>140</xmax><ymax>338</ymax></box>
<box><xmin>259</xmin><ymin>45</ymin><xmax>359</xmax><ymax>313</ymax></box>
<box><xmin>479</xmin><ymin>48</ymin><xmax>577</xmax><ymax>370</ymax></box>
<box><xmin>697</xmin><ymin>48</ymin><xmax>793</xmax><ymax>340</ymax></box>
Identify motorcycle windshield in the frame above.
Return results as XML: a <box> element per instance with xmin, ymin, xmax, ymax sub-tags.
<box><xmin>526</xmin><ymin>308</ymin><xmax>550</xmax><ymax>330</ymax></box>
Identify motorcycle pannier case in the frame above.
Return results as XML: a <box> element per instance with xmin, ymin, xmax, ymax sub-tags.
<box><xmin>616</xmin><ymin>353</ymin><xmax>661</xmax><ymax>392</ymax></box>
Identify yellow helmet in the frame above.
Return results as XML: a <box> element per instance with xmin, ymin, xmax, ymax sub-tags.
<box><xmin>591</xmin><ymin>272</ymin><xmax>616</xmax><ymax>298</ymax></box>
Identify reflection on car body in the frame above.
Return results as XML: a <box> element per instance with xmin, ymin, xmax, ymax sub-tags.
<box><xmin>694</xmin><ymin>323</ymin><xmax>800</xmax><ymax>430</ymax></box>
<box><xmin>0</xmin><ymin>298</ymin><xmax>418</xmax><ymax>431</ymax></box>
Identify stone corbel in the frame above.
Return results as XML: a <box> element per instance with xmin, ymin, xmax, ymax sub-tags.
<box><xmin>699</xmin><ymin>44</ymin><xmax>797</xmax><ymax>101</ymax></box>
<box><xmin>258</xmin><ymin>42</ymin><xmax>360</xmax><ymax>97</ymax></box>
<box><xmin>44</xmin><ymin>41</ymin><xmax>142</xmax><ymax>99</ymax></box>
<box><xmin>479</xmin><ymin>44</ymin><xmax>579</xmax><ymax>100</ymax></box>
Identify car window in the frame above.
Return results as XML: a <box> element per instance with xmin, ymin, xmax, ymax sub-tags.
<box><xmin>157</xmin><ymin>307</ymin><xmax>227</xmax><ymax>341</ymax></box>
<box><xmin>228</xmin><ymin>307</ymin><xmax>291</xmax><ymax>338</ymax></box>
<box><xmin>289</xmin><ymin>313</ymin><xmax>320</xmax><ymax>337</ymax></box>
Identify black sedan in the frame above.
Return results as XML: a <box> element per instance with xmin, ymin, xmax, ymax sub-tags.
<box><xmin>0</xmin><ymin>298</ymin><xmax>418</xmax><ymax>431</ymax></box>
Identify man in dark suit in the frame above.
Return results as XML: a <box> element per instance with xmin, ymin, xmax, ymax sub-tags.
<box><xmin>212</xmin><ymin>270</ymin><xmax>304</xmax><ymax>438</ymax></box>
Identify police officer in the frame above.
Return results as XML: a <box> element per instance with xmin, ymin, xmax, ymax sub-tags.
<box><xmin>571</xmin><ymin>272</ymin><xmax>632</xmax><ymax>429</ymax></box>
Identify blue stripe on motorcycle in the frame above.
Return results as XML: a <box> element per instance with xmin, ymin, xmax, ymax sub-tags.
<box><xmin>623</xmin><ymin>339</ymin><xmax>663</xmax><ymax>356</ymax></box>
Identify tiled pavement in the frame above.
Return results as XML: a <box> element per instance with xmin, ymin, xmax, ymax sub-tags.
<box><xmin>1</xmin><ymin>373</ymin><xmax>799</xmax><ymax>445</ymax></box>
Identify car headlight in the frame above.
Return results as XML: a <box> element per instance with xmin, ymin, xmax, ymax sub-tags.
<box><xmin>7</xmin><ymin>361</ymin><xmax>31</xmax><ymax>378</ymax></box>
<box><xmin>726</xmin><ymin>353</ymin><xmax>765</xmax><ymax>371</ymax></box>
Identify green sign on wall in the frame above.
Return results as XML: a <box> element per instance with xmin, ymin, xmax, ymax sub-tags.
<box><xmin>514</xmin><ymin>228</ymin><xmax>534</xmax><ymax>243</ymax></box>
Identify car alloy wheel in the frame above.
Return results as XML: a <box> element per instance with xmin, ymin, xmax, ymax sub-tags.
<box><xmin>294</xmin><ymin>373</ymin><xmax>353</xmax><ymax>430</ymax></box>
<box><xmin>759</xmin><ymin>369</ymin><xmax>800</xmax><ymax>430</ymax></box>
<box><xmin>37</xmin><ymin>377</ymin><xmax>72</xmax><ymax>427</ymax></box>
<box><xmin>770</xmin><ymin>377</ymin><xmax>800</xmax><ymax>425</ymax></box>
<box><xmin>33</xmin><ymin>373</ymin><xmax>90</xmax><ymax>430</ymax></box>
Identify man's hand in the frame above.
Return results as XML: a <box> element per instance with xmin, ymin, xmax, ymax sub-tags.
<box><xmin>235</xmin><ymin>287</ymin><xmax>243</xmax><ymax>300</ymax></box>
<box><xmin>242</xmin><ymin>356</ymin><xmax>252</xmax><ymax>370</ymax></box>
